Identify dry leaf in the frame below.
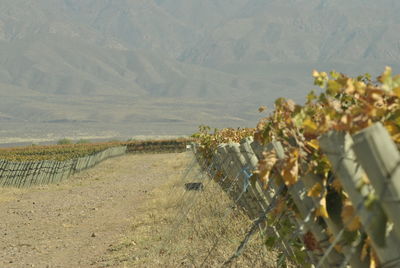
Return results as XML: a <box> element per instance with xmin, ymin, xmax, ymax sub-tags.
<box><xmin>331</xmin><ymin>178</ymin><xmax>343</xmax><ymax>192</ymax></box>
<box><xmin>315</xmin><ymin>196</ymin><xmax>329</xmax><ymax>218</ymax></box>
<box><xmin>258</xmin><ymin>106</ymin><xmax>267</xmax><ymax>113</ymax></box>
<box><xmin>345</xmin><ymin>78</ymin><xmax>355</xmax><ymax>94</ymax></box>
<box><xmin>306</xmin><ymin>139</ymin><xmax>319</xmax><ymax>150</ymax></box>
<box><xmin>370</xmin><ymin>248</ymin><xmax>379</xmax><ymax>268</ymax></box>
<box><xmin>255</xmin><ymin>150</ymin><xmax>277</xmax><ymax>187</ymax></box>
<box><xmin>361</xmin><ymin>237</ymin><xmax>371</xmax><ymax>261</ymax></box>
<box><xmin>303</xmin><ymin>118</ymin><xmax>318</xmax><ymax>135</ymax></box>
<box><xmin>307</xmin><ymin>182</ymin><xmax>323</xmax><ymax>197</ymax></box>
<box><xmin>272</xmin><ymin>196</ymin><xmax>286</xmax><ymax>215</ymax></box>
<box><xmin>393</xmin><ymin>87</ymin><xmax>400</xmax><ymax>98</ymax></box>
<box><xmin>384</xmin><ymin>121</ymin><xmax>400</xmax><ymax>139</ymax></box>
<box><xmin>341</xmin><ymin>200</ymin><xmax>361</xmax><ymax>231</ymax></box>
<box><xmin>303</xmin><ymin>231</ymin><xmax>321</xmax><ymax>251</ymax></box>
<box><xmin>328</xmin><ymin>232</ymin><xmax>343</xmax><ymax>253</ymax></box>
<box><xmin>281</xmin><ymin>148</ymin><xmax>299</xmax><ymax>186</ymax></box>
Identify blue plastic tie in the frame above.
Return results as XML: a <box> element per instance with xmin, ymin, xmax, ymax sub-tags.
<box><xmin>242</xmin><ymin>166</ymin><xmax>252</xmax><ymax>192</ymax></box>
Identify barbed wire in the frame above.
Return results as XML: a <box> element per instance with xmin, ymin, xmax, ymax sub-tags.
<box><xmin>183</xmin><ymin>136</ymin><xmax>400</xmax><ymax>267</ymax></box>
<box><xmin>221</xmin><ymin>184</ymin><xmax>286</xmax><ymax>267</ymax></box>
<box><xmin>163</xmin><ymin>152</ymin><xmax>237</xmax><ymax>255</ymax></box>
<box><xmin>195</xmin><ymin>146</ymin><xmax>291</xmax><ymax>267</ymax></box>
<box><xmin>317</xmin><ymin>143</ymin><xmax>400</xmax><ymax>268</ymax></box>
<box><xmin>198</xmin><ymin>173</ymin><xmax>251</xmax><ymax>267</ymax></box>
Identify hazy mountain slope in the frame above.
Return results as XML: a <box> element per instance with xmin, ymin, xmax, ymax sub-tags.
<box><xmin>178</xmin><ymin>0</ymin><xmax>400</xmax><ymax>66</ymax></box>
<box><xmin>0</xmin><ymin>0</ymin><xmax>269</xmax><ymax>99</ymax></box>
<box><xmin>0</xmin><ymin>0</ymin><xmax>399</xmax><ymax>140</ymax></box>
<box><xmin>60</xmin><ymin>0</ymin><xmax>201</xmax><ymax>57</ymax></box>
<box><xmin>153</xmin><ymin>0</ymin><xmax>247</xmax><ymax>29</ymax></box>
<box><xmin>1</xmin><ymin>0</ymin><xmax>399</xmax><ymax>99</ymax></box>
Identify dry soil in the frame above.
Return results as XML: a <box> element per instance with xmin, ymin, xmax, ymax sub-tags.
<box><xmin>0</xmin><ymin>153</ymin><xmax>192</xmax><ymax>267</ymax></box>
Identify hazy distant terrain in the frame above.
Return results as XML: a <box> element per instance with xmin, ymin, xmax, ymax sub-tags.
<box><xmin>0</xmin><ymin>0</ymin><xmax>399</xmax><ymax>141</ymax></box>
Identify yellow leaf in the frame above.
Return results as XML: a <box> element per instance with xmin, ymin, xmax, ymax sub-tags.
<box><xmin>354</xmin><ymin>81</ymin><xmax>366</xmax><ymax>94</ymax></box>
<box><xmin>327</xmin><ymin>80</ymin><xmax>342</xmax><ymax>95</ymax></box>
<box><xmin>361</xmin><ymin>237</ymin><xmax>371</xmax><ymax>261</ymax></box>
<box><xmin>370</xmin><ymin>248</ymin><xmax>379</xmax><ymax>268</ymax></box>
<box><xmin>330</xmin><ymin>70</ymin><xmax>339</xmax><ymax>79</ymax></box>
<box><xmin>303</xmin><ymin>118</ymin><xmax>318</xmax><ymax>135</ymax></box>
<box><xmin>341</xmin><ymin>200</ymin><xmax>361</xmax><ymax>231</ymax></box>
<box><xmin>315</xmin><ymin>197</ymin><xmax>329</xmax><ymax>218</ymax></box>
<box><xmin>331</xmin><ymin>178</ymin><xmax>343</xmax><ymax>192</ymax></box>
<box><xmin>393</xmin><ymin>133</ymin><xmax>400</xmax><ymax>144</ymax></box>
<box><xmin>258</xmin><ymin>106</ymin><xmax>267</xmax><ymax>113</ymax></box>
<box><xmin>255</xmin><ymin>150</ymin><xmax>277</xmax><ymax>187</ymax></box>
<box><xmin>307</xmin><ymin>182</ymin><xmax>323</xmax><ymax>197</ymax></box>
<box><xmin>344</xmin><ymin>78</ymin><xmax>355</xmax><ymax>94</ymax></box>
<box><xmin>316</xmin><ymin>205</ymin><xmax>329</xmax><ymax>218</ymax></box>
<box><xmin>306</xmin><ymin>139</ymin><xmax>319</xmax><ymax>150</ymax></box>
<box><xmin>312</xmin><ymin>69</ymin><xmax>319</xmax><ymax>78</ymax></box>
<box><xmin>281</xmin><ymin>148</ymin><xmax>299</xmax><ymax>186</ymax></box>
<box><xmin>307</xmin><ymin>91</ymin><xmax>317</xmax><ymax>102</ymax></box>
<box><xmin>379</xmin><ymin>66</ymin><xmax>392</xmax><ymax>82</ymax></box>
<box><xmin>379</xmin><ymin>66</ymin><xmax>393</xmax><ymax>91</ymax></box>
<box><xmin>384</xmin><ymin>121</ymin><xmax>400</xmax><ymax>136</ymax></box>
<box><xmin>360</xmin><ymin>173</ymin><xmax>371</xmax><ymax>185</ymax></box>
<box><xmin>393</xmin><ymin>87</ymin><xmax>400</xmax><ymax>98</ymax></box>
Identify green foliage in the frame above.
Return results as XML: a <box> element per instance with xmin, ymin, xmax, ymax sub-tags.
<box><xmin>0</xmin><ymin>138</ymin><xmax>193</xmax><ymax>162</ymax></box>
<box><xmin>192</xmin><ymin>125</ymin><xmax>255</xmax><ymax>166</ymax></box>
<box><xmin>57</xmin><ymin>138</ymin><xmax>73</xmax><ymax>145</ymax></box>
<box><xmin>76</xmin><ymin>139</ymin><xmax>91</xmax><ymax>144</ymax></box>
<box><xmin>0</xmin><ymin>142</ymin><xmax>121</xmax><ymax>161</ymax></box>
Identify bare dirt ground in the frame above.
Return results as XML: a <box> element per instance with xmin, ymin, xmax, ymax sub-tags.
<box><xmin>0</xmin><ymin>153</ymin><xmax>192</xmax><ymax>267</ymax></box>
<box><xmin>0</xmin><ymin>152</ymin><xmax>279</xmax><ymax>268</ymax></box>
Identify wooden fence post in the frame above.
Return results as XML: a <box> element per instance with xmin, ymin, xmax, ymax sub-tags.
<box><xmin>241</xmin><ymin>138</ymin><xmax>327</xmax><ymax>263</ymax></box>
<box><xmin>239</xmin><ymin>138</ymin><xmax>270</xmax><ymax>209</ymax></box>
<box><xmin>320</xmin><ymin>130</ymin><xmax>400</xmax><ymax>266</ymax></box>
<box><xmin>246</xmin><ymin>139</ymin><xmax>303</xmax><ymax>262</ymax></box>
<box><xmin>226</xmin><ymin>143</ymin><xmax>258</xmax><ymax>215</ymax></box>
<box><xmin>229</xmin><ymin>143</ymin><xmax>266</xmax><ymax>219</ymax></box>
<box><xmin>288</xmin><ymin>180</ymin><xmax>343</xmax><ymax>267</ymax></box>
<box><xmin>352</xmin><ymin>122</ymin><xmax>400</xmax><ymax>241</ymax></box>
<box><xmin>215</xmin><ymin>144</ymin><xmax>246</xmax><ymax>205</ymax></box>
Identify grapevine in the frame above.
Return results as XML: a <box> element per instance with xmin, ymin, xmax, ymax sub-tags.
<box><xmin>193</xmin><ymin>67</ymin><xmax>400</xmax><ymax>266</ymax></box>
<box><xmin>0</xmin><ymin>138</ymin><xmax>192</xmax><ymax>162</ymax></box>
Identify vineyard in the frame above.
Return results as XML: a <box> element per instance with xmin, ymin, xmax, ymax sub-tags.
<box><xmin>0</xmin><ymin>143</ymin><xmax>122</xmax><ymax>162</ymax></box>
<box><xmin>193</xmin><ymin>67</ymin><xmax>400</xmax><ymax>267</ymax></box>
<box><xmin>0</xmin><ymin>139</ymin><xmax>191</xmax><ymax>188</ymax></box>
<box><xmin>0</xmin><ymin>138</ymin><xmax>191</xmax><ymax>162</ymax></box>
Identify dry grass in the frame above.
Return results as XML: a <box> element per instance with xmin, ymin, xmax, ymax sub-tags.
<box><xmin>101</xmin><ymin>156</ymin><xmax>279</xmax><ymax>267</ymax></box>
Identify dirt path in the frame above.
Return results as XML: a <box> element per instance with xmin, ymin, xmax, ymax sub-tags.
<box><xmin>0</xmin><ymin>152</ymin><xmax>192</xmax><ymax>268</ymax></box>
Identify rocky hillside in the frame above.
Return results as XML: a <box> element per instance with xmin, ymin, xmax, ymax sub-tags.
<box><xmin>0</xmin><ymin>0</ymin><xmax>399</xmax><ymax>138</ymax></box>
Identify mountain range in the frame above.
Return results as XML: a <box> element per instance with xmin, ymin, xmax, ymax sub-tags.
<box><xmin>0</xmin><ymin>0</ymin><xmax>399</xmax><ymax>141</ymax></box>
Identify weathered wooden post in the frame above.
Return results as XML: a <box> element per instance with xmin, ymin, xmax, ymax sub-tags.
<box><xmin>216</xmin><ymin>144</ymin><xmax>245</xmax><ymax>205</ymax></box>
<box><xmin>320</xmin><ymin>130</ymin><xmax>400</xmax><ymax>267</ymax></box>
<box><xmin>288</xmin><ymin>180</ymin><xmax>344</xmax><ymax>267</ymax></box>
<box><xmin>239</xmin><ymin>137</ymin><xmax>270</xmax><ymax>209</ymax></box>
<box><xmin>247</xmin><ymin>139</ymin><xmax>301</xmax><ymax>261</ymax></box>
<box><xmin>352</xmin><ymin>122</ymin><xmax>400</xmax><ymax>240</ymax></box>
<box><xmin>229</xmin><ymin>142</ymin><xmax>265</xmax><ymax>220</ymax></box>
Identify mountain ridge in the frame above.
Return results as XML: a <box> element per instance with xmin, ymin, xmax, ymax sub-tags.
<box><xmin>0</xmin><ymin>0</ymin><xmax>399</xmax><ymax>139</ymax></box>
